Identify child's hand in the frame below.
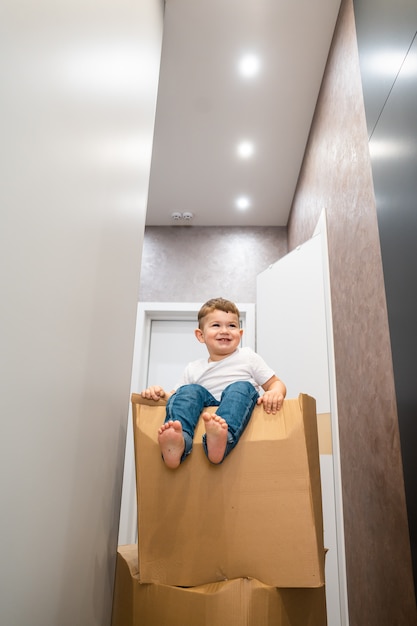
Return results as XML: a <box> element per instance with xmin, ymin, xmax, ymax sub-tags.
<box><xmin>141</xmin><ymin>385</ymin><xmax>167</xmax><ymax>401</ymax></box>
<box><xmin>257</xmin><ymin>390</ymin><xmax>284</xmax><ymax>414</ymax></box>
<box><xmin>259</xmin><ymin>376</ymin><xmax>286</xmax><ymax>414</ymax></box>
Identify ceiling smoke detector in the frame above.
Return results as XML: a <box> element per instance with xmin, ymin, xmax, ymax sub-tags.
<box><xmin>170</xmin><ymin>211</ymin><xmax>194</xmax><ymax>224</ymax></box>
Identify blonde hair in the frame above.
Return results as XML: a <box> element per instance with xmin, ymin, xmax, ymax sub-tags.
<box><xmin>197</xmin><ymin>298</ymin><xmax>240</xmax><ymax>329</ymax></box>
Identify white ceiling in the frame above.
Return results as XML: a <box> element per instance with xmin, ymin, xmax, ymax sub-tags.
<box><xmin>146</xmin><ymin>0</ymin><xmax>341</xmax><ymax>227</ymax></box>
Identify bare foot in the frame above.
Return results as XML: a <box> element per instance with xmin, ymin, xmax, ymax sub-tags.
<box><xmin>158</xmin><ymin>421</ymin><xmax>185</xmax><ymax>469</ymax></box>
<box><xmin>202</xmin><ymin>412</ymin><xmax>228</xmax><ymax>464</ymax></box>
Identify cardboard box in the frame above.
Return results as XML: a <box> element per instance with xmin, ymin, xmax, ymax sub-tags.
<box><xmin>111</xmin><ymin>545</ymin><xmax>327</xmax><ymax>626</ymax></box>
<box><xmin>132</xmin><ymin>393</ymin><xmax>325</xmax><ymax>588</ymax></box>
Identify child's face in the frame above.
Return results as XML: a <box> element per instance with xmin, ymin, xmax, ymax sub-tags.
<box><xmin>195</xmin><ymin>309</ymin><xmax>243</xmax><ymax>361</ymax></box>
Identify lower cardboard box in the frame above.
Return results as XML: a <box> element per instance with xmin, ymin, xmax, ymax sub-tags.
<box><xmin>111</xmin><ymin>545</ymin><xmax>327</xmax><ymax>626</ymax></box>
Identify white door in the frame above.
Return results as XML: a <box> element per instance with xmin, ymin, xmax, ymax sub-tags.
<box><xmin>256</xmin><ymin>213</ymin><xmax>349</xmax><ymax>626</ymax></box>
<box><xmin>147</xmin><ymin>320</ymin><xmax>207</xmax><ymax>390</ymax></box>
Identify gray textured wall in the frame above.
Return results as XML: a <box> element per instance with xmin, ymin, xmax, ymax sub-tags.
<box><xmin>288</xmin><ymin>0</ymin><xmax>416</xmax><ymax>623</ymax></box>
<box><xmin>139</xmin><ymin>226</ymin><xmax>288</xmax><ymax>303</ymax></box>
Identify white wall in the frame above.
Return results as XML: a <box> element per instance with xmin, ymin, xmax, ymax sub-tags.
<box><xmin>0</xmin><ymin>2</ymin><xmax>163</xmax><ymax>625</ymax></box>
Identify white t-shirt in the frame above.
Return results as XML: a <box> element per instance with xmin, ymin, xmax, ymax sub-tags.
<box><xmin>174</xmin><ymin>347</ymin><xmax>275</xmax><ymax>401</ymax></box>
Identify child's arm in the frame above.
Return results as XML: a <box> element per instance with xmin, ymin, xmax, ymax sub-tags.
<box><xmin>257</xmin><ymin>376</ymin><xmax>286</xmax><ymax>414</ymax></box>
<box><xmin>140</xmin><ymin>386</ymin><xmax>175</xmax><ymax>402</ymax></box>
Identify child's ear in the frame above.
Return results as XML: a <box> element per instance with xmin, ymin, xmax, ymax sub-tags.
<box><xmin>194</xmin><ymin>328</ymin><xmax>205</xmax><ymax>343</ymax></box>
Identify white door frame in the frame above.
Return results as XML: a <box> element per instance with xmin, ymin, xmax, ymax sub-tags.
<box><xmin>315</xmin><ymin>211</ymin><xmax>349</xmax><ymax>625</ymax></box>
<box><xmin>118</xmin><ymin>302</ymin><xmax>255</xmax><ymax>545</ymax></box>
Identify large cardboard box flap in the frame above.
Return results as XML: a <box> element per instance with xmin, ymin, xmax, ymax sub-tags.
<box><xmin>111</xmin><ymin>545</ymin><xmax>327</xmax><ymax>626</ymax></box>
<box><xmin>132</xmin><ymin>393</ymin><xmax>325</xmax><ymax>587</ymax></box>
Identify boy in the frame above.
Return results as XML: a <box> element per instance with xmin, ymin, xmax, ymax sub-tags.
<box><xmin>141</xmin><ymin>297</ymin><xmax>286</xmax><ymax>469</ymax></box>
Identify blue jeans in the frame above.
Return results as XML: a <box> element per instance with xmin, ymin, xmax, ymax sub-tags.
<box><xmin>165</xmin><ymin>381</ymin><xmax>259</xmax><ymax>464</ymax></box>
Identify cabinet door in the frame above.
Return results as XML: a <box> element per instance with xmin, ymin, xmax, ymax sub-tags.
<box><xmin>257</xmin><ymin>232</ymin><xmax>346</xmax><ymax>626</ymax></box>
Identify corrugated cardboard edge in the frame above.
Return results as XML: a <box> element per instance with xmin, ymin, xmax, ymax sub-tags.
<box><xmin>111</xmin><ymin>545</ymin><xmax>136</xmax><ymax>626</ymax></box>
<box><xmin>298</xmin><ymin>394</ymin><xmax>325</xmax><ymax>578</ymax></box>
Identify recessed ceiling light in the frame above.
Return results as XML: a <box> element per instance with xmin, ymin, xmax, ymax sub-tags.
<box><xmin>235</xmin><ymin>196</ymin><xmax>251</xmax><ymax>210</ymax></box>
<box><xmin>237</xmin><ymin>141</ymin><xmax>254</xmax><ymax>158</ymax></box>
<box><xmin>238</xmin><ymin>54</ymin><xmax>260</xmax><ymax>78</ymax></box>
